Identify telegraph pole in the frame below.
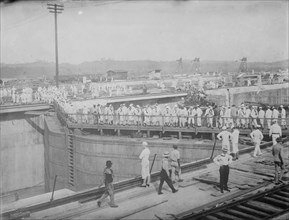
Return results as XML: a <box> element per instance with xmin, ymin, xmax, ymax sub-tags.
<box><xmin>47</xmin><ymin>3</ymin><xmax>64</xmax><ymax>88</ymax></box>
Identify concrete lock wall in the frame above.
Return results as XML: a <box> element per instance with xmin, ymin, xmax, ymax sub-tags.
<box><xmin>232</xmin><ymin>88</ymin><xmax>289</xmax><ymax>106</ymax></box>
<box><xmin>44</xmin><ymin>117</ymin><xmax>219</xmax><ymax>192</ymax></box>
<box><xmin>43</xmin><ymin>120</ymin><xmax>67</xmax><ymax>192</ymax></box>
<box><xmin>207</xmin><ymin>85</ymin><xmax>289</xmax><ymax>106</ymax></box>
<box><xmin>0</xmin><ymin>113</ymin><xmax>45</xmax><ymax>194</ymax></box>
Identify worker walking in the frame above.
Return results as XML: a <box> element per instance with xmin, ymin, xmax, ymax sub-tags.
<box><xmin>269</xmin><ymin>119</ymin><xmax>282</xmax><ymax>145</ymax></box>
<box><xmin>139</xmin><ymin>142</ymin><xmax>151</xmax><ymax>187</ymax></box>
<box><xmin>97</xmin><ymin>160</ymin><xmax>118</xmax><ymax>208</ymax></box>
<box><xmin>158</xmin><ymin>151</ymin><xmax>178</xmax><ymax>195</ymax></box>
<box><xmin>272</xmin><ymin>137</ymin><xmax>285</xmax><ymax>184</ymax></box>
<box><xmin>217</xmin><ymin>126</ymin><xmax>232</xmax><ymax>154</ymax></box>
<box><xmin>170</xmin><ymin>144</ymin><xmax>181</xmax><ymax>183</ymax></box>
<box><xmin>250</xmin><ymin>125</ymin><xmax>264</xmax><ymax>157</ymax></box>
<box><xmin>213</xmin><ymin>148</ymin><xmax>233</xmax><ymax>193</ymax></box>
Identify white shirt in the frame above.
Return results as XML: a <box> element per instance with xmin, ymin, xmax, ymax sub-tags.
<box><xmin>250</xmin><ymin>129</ymin><xmax>264</xmax><ymax>143</ymax></box>
<box><xmin>258</xmin><ymin>110</ymin><xmax>265</xmax><ymax>118</ymax></box>
<box><xmin>265</xmin><ymin>109</ymin><xmax>272</xmax><ymax>118</ymax></box>
<box><xmin>269</xmin><ymin>124</ymin><xmax>282</xmax><ymax>136</ymax></box>
<box><xmin>245</xmin><ymin>109</ymin><xmax>251</xmax><ymax>117</ymax></box>
<box><xmin>272</xmin><ymin>109</ymin><xmax>279</xmax><ymax>119</ymax></box>
<box><xmin>217</xmin><ymin>131</ymin><xmax>232</xmax><ymax>146</ymax></box>
<box><xmin>170</xmin><ymin>149</ymin><xmax>180</xmax><ymax>162</ymax></box>
<box><xmin>139</xmin><ymin>147</ymin><xmax>150</xmax><ymax>163</ymax></box>
<box><xmin>196</xmin><ymin>108</ymin><xmax>203</xmax><ymax>116</ymax></box>
<box><xmin>214</xmin><ymin>153</ymin><xmax>233</xmax><ymax>166</ymax></box>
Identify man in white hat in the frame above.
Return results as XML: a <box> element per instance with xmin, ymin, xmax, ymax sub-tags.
<box><xmin>250</xmin><ymin>125</ymin><xmax>264</xmax><ymax>157</ymax></box>
<box><xmin>171</xmin><ymin>105</ymin><xmax>179</xmax><ymax>127</ymax></box>
<box><xmin>163</xmin><ymin>105</ymin><xmax>171</xmax><ymax>126</ymax></box>
<box><xmin>269</xmin><ymin>119</ymin><xmax>282</xmax><ymax>145</ymax></box>
<box><xmin>135</xmin><ymin>105</ymin><xmax>142</xmax><ymax>126</ymax></box>
<box><xmin>128</xmin><ymin>104</ymin><xmax>135</xmax><ymax>125</ymax></box>
<box><xmin>251</xmin><ymin>106</ymin><xmax>258</xmax><ymax>128</ymax></box>
<box><xmin>272</xmin><ymin>106</ymin><xmax>279</xmax><ymax>123</ymax></box>
<box><xmin>219</xmin><ymin>106</ymin><xmax>226</xmax><ymax>128</ymax></box>
<box><xmin>265</xmin><ymin>106</ymin><xmax>272</xmax><ymax>129</ymax></box>
<box><xmin>217</xmin><ymin>126</ymin><xmax>232</xmax><ymax>153</ymax></box>
<box><xmin>196</xmin><ymin>105</ymin><xmax>203</xmax><ymax>127</ymax></box>
<box><xmin>123</xmin><ymin>104</ymin><xmax>129</xmax><ymax>125</ymax></box>
<box><xmin>213</xmin><ymin>148</ymin><xmax>233</xmax><ymax>193</ymax></box>
<box><xmin>143</xmin><ymin>105</ymin><xmax>152</xmax><ymax>126</ymax></box>
<box><xmin>224</xmin><ymin>106</ymin><xmax>232</xmax><ymax>128</ymax></box>
<box><xmin>139</xmin><ymin>142</ymin><xmax>150</xmax><ymax>187</ymax></box>
<box><xmin>155</xmin><ymin>103</ymin><xmax>162</xmax><ymax>126</ymax></box>
<box><xmin>108</xmin><ymin>104</ymin><xmax>114</xmax><ymax>125</ymax></box>
<box><xmin>272</xmin><ymin>137</ymin><xmax>285</xmax><ymax>184</ymax></box>
<box><xmin>158</xmin><ymin>151</ymin><xmax>178</xmax><ymax>195</ymax></box>
<box><xmin>179</xmin><ymin>106</ymin><xmax>188</xmax><ymax>128</ymax></box>
<box><xmin>245</xmin><ymin>106</ymin><xmax>251</xmax><ymax>128</ymax></box>
<box><xmin>170</xmin><ymin>144</ymin><xmax>181</xmax><ymax>183</ymax></box>
<box><xmin>118</xmin><ymin>104</ymin><xmax>125</xmax><ymax>125</ymax></box>
<box><xmin>280</xmin><ymin>105</ymin><xmax>287</xmax><ymax>130</ymax></box>
<box><xmin>205</xmin><ymin>106</ymin><xmax>214</xmax><ymax>128</ymax></box>
<box><xmin>188</xmin><ymin>106</ymin><xmax>197</xmax><ymax>127</ymax></box>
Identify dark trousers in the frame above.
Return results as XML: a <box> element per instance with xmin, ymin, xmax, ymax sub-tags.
<box><xmin>158</xmin><ymin>169</ymin><xmax>176</xmax><ymax>193</ymax></box>
<box><xmin>219</xmin><ymin>165</ymin><xmax>229</xmax><ymax>191</ymax></box>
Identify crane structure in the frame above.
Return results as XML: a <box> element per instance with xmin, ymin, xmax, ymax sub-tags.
<box><xmin>175</xmin><ymin>57</ymin><xmax>183</xmax><ymax>75</ymax></box>
<box><xmin>239</xmin><ymin>57</ymin><xmax>248</xmax><ymax>73</ymax></box>
<box><xmin>192</xmin><ymin>57</ymin><xmax>201</xmax><ymax>74</ymax></box>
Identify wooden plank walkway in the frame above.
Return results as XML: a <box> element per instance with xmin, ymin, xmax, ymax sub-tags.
<box><xmin>193</xmin><ymin>146</ymin><xmax>289</xmax><ymax>197</ymax></box>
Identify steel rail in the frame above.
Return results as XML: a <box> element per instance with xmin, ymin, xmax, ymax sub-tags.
<box><xmin>179</xmin><ymin>183</ymin><xmax>289</xmax><ymax>220</ymax></box>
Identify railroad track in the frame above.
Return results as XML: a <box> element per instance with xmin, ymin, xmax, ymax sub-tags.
<box><xmin>179</xmin><ymin>183</ymin><xmax>289</xmax><ymax>220</ymax></box>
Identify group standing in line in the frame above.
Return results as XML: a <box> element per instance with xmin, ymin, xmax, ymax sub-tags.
<box><xmin>58</xmin><ymin>100</ymin><xmax>288</xmax><ymax>131</ymax></box>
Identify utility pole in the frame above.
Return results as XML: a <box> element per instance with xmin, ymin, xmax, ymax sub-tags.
<box><xmin>47</xmin><ymin>3</ymin><xmax>64</xmax><ymax>88</ymax></box>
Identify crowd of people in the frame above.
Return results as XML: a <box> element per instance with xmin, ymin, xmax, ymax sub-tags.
<box><xmin>57</xmin><ymin>101</ymin><xmax>288</xmax><ymax>130</ymax></box>
<box><xmin>96</xmin><ymin>122</ymin><xmax>286</xmax><ymax>208</ymax></box>
<box><xmin>0</xmin><ymin>82</ymin><xmax>131</xmax><ymax>105</ymax></box>
<box><xmin>214</xmin><ymin>117</ymin><xmax>284</xmax><ymax>193</ymax></box>
<box><xmin>0</xmin><ymin>85</ymin><xmax>69</xmax><ymax>105</ymax></box>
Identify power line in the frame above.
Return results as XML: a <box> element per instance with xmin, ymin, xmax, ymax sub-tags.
<box><xmin>47</xmin><ymin>3</ymin><xmax>64</xmax><ymax>88</ymax></box>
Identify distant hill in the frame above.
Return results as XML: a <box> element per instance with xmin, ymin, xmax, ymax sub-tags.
<box><xmin>1</xmin><ymin>59</ymin><xmax>288</xmax><ymax>79</ymax></box>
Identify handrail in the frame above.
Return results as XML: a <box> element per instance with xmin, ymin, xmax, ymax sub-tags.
<box><xmin>53</xmin><ymin>101</ymin><xmax>288</xmax><ymax>131</ymax></box>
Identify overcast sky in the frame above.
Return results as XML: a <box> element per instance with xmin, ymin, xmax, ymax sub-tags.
<box><xmin>1</xmin><ymin>0</ymin><xmax>288</xmax><ymax>64</ymax></box>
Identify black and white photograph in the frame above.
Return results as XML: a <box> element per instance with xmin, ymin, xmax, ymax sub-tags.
<box><xmin>1</xmin><ymin>0</ymin><xmax>289</xmax><ymax>219</ymax></box>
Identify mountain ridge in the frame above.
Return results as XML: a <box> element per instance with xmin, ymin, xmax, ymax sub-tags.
<box><xmin>1</xmin><ymin>59</ymin><xmax>288</xmax><ymax>79</ymax></box>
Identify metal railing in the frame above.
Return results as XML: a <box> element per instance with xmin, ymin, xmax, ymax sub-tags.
<box><xmin>54</xmin><ymin>103</ymin><xmax>288</xmax><ymax>131</ymax></box>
